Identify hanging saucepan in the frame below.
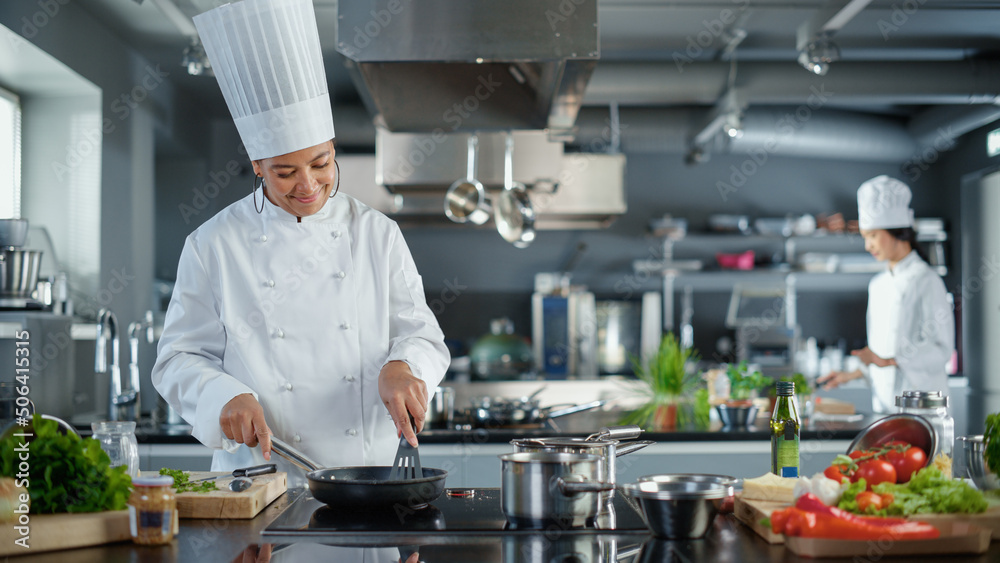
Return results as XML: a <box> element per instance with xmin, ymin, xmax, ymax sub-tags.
<box><xmin>494</xmin><ymin>131</ymin><xmax>536</xmax><ymax>248</ymax></box>
<box><xmin>444</xmin><ymin>134</ymin><xmax>491</xmax><ymax>225</ymax></box>
<box><xmin>270</xmin><ymin>436</ymin><xmax>447</xmax><ymax>510</ymax></box>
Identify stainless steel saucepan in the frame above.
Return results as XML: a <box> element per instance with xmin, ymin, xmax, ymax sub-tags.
<box><xmin>498</xmin><ymin>451</ymin><xmax>614</xmax><ymax>528</ymax></box>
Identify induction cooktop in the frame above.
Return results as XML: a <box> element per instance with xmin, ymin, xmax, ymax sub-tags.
<box><xmin>262</xmin><ymin>487</ymin><xmax>650</xmax><ymax>544</ymax></box>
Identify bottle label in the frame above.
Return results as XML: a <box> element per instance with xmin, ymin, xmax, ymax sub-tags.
<box><xmin>772</xmin><ymin>420</ymin><xmax>799</xmax><ymax>478</ymax></box>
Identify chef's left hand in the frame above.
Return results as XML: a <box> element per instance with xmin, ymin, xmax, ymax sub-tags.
<box><xmin>378</xmin><ymin>361</ymin><xmax>428</xmax><ymax>447</ymax></box>
<box><xmin>851</xmin><ymin>346</ymin><xmax>896</xmax><ymax>368</ymax></box>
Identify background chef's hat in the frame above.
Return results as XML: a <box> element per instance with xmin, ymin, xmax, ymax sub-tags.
<box><xmin>857</xmin><ymin>175</ymin><xmax>914</xmax><ymax>230</ymax></box>
<box><xmin>193</xmin><ymin>0</ymin><xmax>335</xmax><ymax>160</ymax></box>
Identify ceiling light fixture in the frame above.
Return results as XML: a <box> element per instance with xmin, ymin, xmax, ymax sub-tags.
<box><xmin>182</xmin><ymin>38</ymin><xmax>213</xmax><ymax>77</ymax></box>
<box><xmin>797</xmin><ymin>36</ymin><xmax>840</xmax><ymax>76</ymax></box>
<box><xmin>687</xmin><ymin>88</ymin><xmax>745</xmax><ymax>161</ymax></box>
<box><xmin>795</xmin><ymin>0</ymin><xmax>873</xmax><ymax>75</ymax></box>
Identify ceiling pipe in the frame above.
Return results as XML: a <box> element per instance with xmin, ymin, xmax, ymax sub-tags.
<box><xmin>583</xmin><ymin>60</ymin><xmax>1000</xmax><ymax>107</ymax></box>
<box><xmin>570</xmin><ymin>106</ymin><xmax>916</xmax><ymax>162</ymax></box>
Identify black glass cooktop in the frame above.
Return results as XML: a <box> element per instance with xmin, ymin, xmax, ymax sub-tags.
<box><xmin>263</xmin><ymin>487</ymin><xmax>650</xmax><ymax>544</ymax></box>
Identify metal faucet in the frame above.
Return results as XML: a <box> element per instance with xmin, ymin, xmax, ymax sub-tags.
<box><xmin>95</xmin><ymin>308</ymin><xmax>137</xmax><ymax>422</ymax></box>
<box><xmin>126</xmin><ymin>310</ymin><xmax>155</xmax><ymax>422</ymax></box>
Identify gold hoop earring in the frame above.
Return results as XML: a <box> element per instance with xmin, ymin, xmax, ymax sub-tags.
<box><xmin>252</xmin><ymin>175</ymin><xmax>265</xmax><ymax>214</ymax></box>
<box><xmin>329</xmin><ymin>160</ymin><xmax>340</xmax><ymax>199</ymax></box>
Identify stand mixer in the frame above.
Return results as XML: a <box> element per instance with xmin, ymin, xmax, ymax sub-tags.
<box><xmin>0</xmin><ymin>218</ymin><xmax>44</xmax><ymax>309</ymax></box>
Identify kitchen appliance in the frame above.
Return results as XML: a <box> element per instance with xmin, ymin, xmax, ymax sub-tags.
<box><xmin>532</xmin><ymin>286</ymin><xmax>597</xmax><ymax>379</ymax></box>
<box><xmin>498</xmin><ymin>452</ymin><xmax>614</xmax><ymax>529</ymax></box>
<box><xmin>727</xmin><ymin>285</ymin><xmax>800</xmax><ymax>377</ymax></box>
<box><xmin>270</xmin><ymin>436</ymin><xmax>448</xmax><ymax>510</ymax></box>
<box><xmin>469</xmin><ymin>318</ymin><xmax>534</xmax><ymax>380</ymax></box>
<box><xmin>263</xmin><ymin>487</ymin><xmax>652</xmax><ymax>544</ymax></box>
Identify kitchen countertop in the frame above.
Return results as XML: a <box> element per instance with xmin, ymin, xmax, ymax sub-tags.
<box><xmin>114</xmin><ymin>416</ymin><xmax>876</xmax><ymax>445</ymax></box>
<box><xmin>10</xmin><ymin>488</ymin><xmax>999</xmax><ymax>562</ymax></box>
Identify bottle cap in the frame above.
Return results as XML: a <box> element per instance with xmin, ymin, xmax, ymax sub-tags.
<box><xmin>776</xmin><ymin>381</ymin><xmax>794</xmax><ymax>395</ymax></box>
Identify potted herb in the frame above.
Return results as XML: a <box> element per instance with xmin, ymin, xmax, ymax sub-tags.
<box><xmin>718</xmin><ymin>361</ymin><xmax>771</xmax><ymax>427</ymax></box>
<box><xmin>775</xmin><ymin>372</ymin><xmax>815</xmax><ymax>420</ymax></box>
<box><xmin>619</xmin><ymin>333</ymin><xmax>708</xmax><ymax>430</ymax></box>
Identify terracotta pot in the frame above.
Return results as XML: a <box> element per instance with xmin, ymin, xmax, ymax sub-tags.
<box><xmin>653</xmin><ymin>403</ymin><xmax>678</xmax><ymax>431</ymax></box>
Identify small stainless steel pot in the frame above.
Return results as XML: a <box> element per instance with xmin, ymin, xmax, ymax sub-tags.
<box><xmin>510</xmin><ymin>426</ymin><xmax>653</xmax><ymax>504</ymax></box>
<box><xmin>427</xmin><ymin>386</ymin><xmax>455</xmax><ymax>428</ymax></box>
<box><xmin>499</xmin><ymin>452</ymin><xmax>614</xmax><ymax>529</ymax></box>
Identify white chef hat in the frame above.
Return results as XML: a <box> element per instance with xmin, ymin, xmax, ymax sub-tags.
<box><xmin>857</xmin><ymin>175</ymin><xmax>914</xmax><ymax>230</ymax></box>
<box><xmin>193</xmin><ymin>0</ymin><xmax>335</xmax><ymax>160</ymax></box>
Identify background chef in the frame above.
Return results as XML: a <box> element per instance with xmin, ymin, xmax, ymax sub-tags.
<box><xmin>152</xmin><ymin>0</ymin><xmax>450</xmax><ymax>477</ymax></box>
<box><xmin>818</xmin><ymin>176</ymin><xmax>954</xmax><ymax>412</ymax></box>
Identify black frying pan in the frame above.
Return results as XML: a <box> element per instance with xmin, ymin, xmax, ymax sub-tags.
<box><xmin>270</xmin><ymin>436</ymin><xmax>447</xmax><ymax>509</ymax></box>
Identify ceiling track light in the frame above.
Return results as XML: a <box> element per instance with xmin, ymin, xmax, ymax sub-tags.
<box><xmin>795</xmin><ymin>0</ymin><xmax>872</xmax><ymax>75</ymax></box>
<box><xmin>797</xmin><ymin>35</ymin><xmax>840</xmax><ymax>76</ymax></box>
<box><xmin>182</xmin><ymin>38</ymin><xmax>213</xmax><ymax>77</ymax></box>
<box><xmin>688</xmin><ymin>88</ymin><xmax>746</xmax><ymax>157</ymax></box>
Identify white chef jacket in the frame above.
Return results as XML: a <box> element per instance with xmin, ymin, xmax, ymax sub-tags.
<box><xmin>865</xmin><ymin>250</ymin><xmax>954</xmax><ymax>412</ymax></box>
<box><xmin>152</xmin><ymin>191</ymin><xmax>449</xmax><ymax>477</ymax></box>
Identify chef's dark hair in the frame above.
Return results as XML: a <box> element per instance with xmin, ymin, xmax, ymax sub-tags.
<box><xmin>886</xmin><ymin>227</ymin><xmax>928</xmax><ymax>262</ymax></box>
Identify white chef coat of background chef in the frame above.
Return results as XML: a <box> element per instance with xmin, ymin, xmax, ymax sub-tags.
<box><xmin>857</xmin><ymin>176</ymin><xmax>954</xmax><ymax>412</ymax></box>
<box><xmin>152</xmin><ymin>0</ymin><xmax>449</xmax><ymax>484</ymax></box>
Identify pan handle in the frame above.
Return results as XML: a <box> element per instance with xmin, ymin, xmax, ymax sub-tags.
<box><xmin>615</xmin><ymin>440</ymin><xmax>655</xmax><ymax>457</ymax></box>
<box><xmin>270</xmin><ymin>436</ymin><xmax>323</xmax><ymax>472</ymax></box>
<box><xmin>546</xmin><ymin>400</ymin><xmax>606</xmax><ymax>419</ymax></box>
<box><xmin>586</xmin><ymin>425</ymin><xmax>643</xmax><ymax>442</ymax></box>
<box><xmin>553</xmin><ymin>474</ymin><xmax>616</xmax><ymax>496</ymax></box>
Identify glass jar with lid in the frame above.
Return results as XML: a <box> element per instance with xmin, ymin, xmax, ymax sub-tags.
<box><xmin>895</xmin><ymin>390</ymin><xmax>954</xmax><ymax>473</ymax></box>
<box><xmin>91</xmin><ymin>421</ymin><xmax>140</xmax><ymax>477</ymax></box>
<box><xmin>128</xmin><ymin>475</ymin><xmax>178</xmax><ymax>545</ymax></box>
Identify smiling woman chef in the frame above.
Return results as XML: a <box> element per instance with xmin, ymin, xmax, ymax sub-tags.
<box><xmin>152</xmin><ymin>0</ymin><xmax>449</xmax><ymax>477</ymax></box>
<box><xmin>818</xmin><ymin>176</ymin><xmax>954</xmax><ymax>413</ymax></box>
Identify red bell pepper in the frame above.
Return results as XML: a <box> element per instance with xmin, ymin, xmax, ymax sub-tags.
<box><xmin>769</xmin><ymin>495</ymin><xmax>940</xmax><ymax>541</ymax></box>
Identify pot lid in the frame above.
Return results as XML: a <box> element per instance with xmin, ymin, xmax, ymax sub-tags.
<box><xmin>511</xmin><ymin>437</ymin><xmax>616</xmax><ymax>448</ymax></box>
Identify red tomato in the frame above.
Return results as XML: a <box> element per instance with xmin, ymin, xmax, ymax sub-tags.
<box><xmin>886</xmin><ymin>446</ymin><xmax>927</xmax><ymax>483</ymax></box>
<box><xmin>855</xmin><ymin>491</ymin><xmax>883</xmax><ymax>513</ymax></box>
<box><xmin>848</xmin><ymin>450</ymin><xmax>867</xmax><ymax>460</ymax></box>
<box><xmin>824</xmin><ymin>464</ymin><xmax>850</xmax><ymax>483</ymax></box>
<box><xmin>855</xmin><ymin>459</ymin><xmax>897</xmax><ymax>489</ymax></box>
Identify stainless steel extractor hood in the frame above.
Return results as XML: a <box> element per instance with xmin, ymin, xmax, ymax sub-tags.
<box><xmin>336</xmin><ymin>0</ymin><xmax>599</xmax><ymax>137</ymax></box>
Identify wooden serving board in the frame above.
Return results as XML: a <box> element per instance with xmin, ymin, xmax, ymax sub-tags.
<box><xmin>909</xmin><ymin>503</ymin><xmax>1000</xmax><ymax>541</ymax></box>
<box><xmin>174</xmin><ymin>471</ymin><xmax>287</xmax><ymax>520</ymax></box>
<box><xmin>786</xmin><ymin>520</ymin><xmax>991</xmax><ymax>558</ymax></box>
<box><xmin>0</xmin><ymin>510</ymin><xmax>130</xmax><ymax>556</ymax></box>
<box><xmin>733</xmin><ymin>495</ymin><xmax>788</xmax><ymax>544</ymax></box>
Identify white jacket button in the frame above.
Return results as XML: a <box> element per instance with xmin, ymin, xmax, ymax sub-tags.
<box><xmin>285</xmin><ymin>382</ymin><xmax>293</xmax><ymax>391</ymax></box>
<box><xmin>341</xmin><ymin>322</ymin><xmax>351</xmax><ymax>330</ymax></box>
<box><xmin>332</xmin><ymin>230</ymin><xmax>341</xmax><ymax>239</ymax></box>
<box><xmin>293</xmin><ymin>434</ymin><xmax>302</xmax><ymax>443</ymax></box>
<box><xmin>336</xmin><ymin>271</ymin><xmax>346</xmax><ymax>279</ymax></box>
<box><xmin>274</xmin><ymin>328</ymin><xmax>285</xmax><ymax>339</ymax></box>
<box><xmin>346</xmin><ymin>428</ymin><xmax>357</xmax><ymax>437</ymax></box>
<box><xmin>259</xmin><ymin>234</ymin><xmax>268</xmax><ymax>242</ymax></box>
<box><xmin>345</xmin><ymin>374</ymin><xmax>355</xmax><ymax>382</ymax></box>
<box><xmin>265</xmin><ymin>279</ymin><xmax>275</xmax><ymax>288</ymax></box>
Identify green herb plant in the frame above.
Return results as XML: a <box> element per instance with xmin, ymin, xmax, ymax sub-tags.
<box><xmin>0</xmin><ymin>414</ymin><xmax>131</xmax><ymax>513</ymax></box>
<box><xmin>726</xmin><ymin>360</ymin><xmax>771</xmax><ymax>403</ymax></box>
<box><xmin>159</xmin><ymin>468</ymin><xmax>219</xmax><ymax>493</ymax></box>
<box><xmin>985</xmin><ymin>412</ymin><xmax>1000</xmax><ymax>475</ymax></box>
<box><xmin>619</xmin><ymin>333</ymin><xmax>708</xmax><ymax>429</ymax></box>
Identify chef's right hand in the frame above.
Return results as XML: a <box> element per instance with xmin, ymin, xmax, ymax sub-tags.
<box><xmin>817</xmin><ymin>369</ymin><xmax>863</xmax><ymax>390</ymax></box>
<box><xmin>220</xmin><ymin>393</ymin><xmax>272</xmax><ymax>461</ymax></box>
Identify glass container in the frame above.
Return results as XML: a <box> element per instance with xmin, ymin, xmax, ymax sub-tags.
<box><xmin>895</xmin><ymin>390</ymin><xmax>954</xmax><ymax>473</ymax></box>
<box><xmin>770</xmin><ymin>381</ymin><xmax>800</xmax><ymax>478</ymax></box>
<box><xmin>128</xmin><ymin>475</ymin><xmax>178</xmax><ymax>545</ymax></box>
<box><xmin>91</xmin><ymin>421</ymin><xmax>140</xmax><ymax>477</ymax></box>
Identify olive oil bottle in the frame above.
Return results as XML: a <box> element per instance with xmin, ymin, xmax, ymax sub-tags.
<box><xmin>770</xmin><ymin>381</ymin><xmax>800</xmax><ymax>477</ymax></box>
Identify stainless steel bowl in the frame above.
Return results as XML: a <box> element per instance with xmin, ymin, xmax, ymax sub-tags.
<box><xmin>623</xmin><ymin>476</ymin><xmax>728</xmax><ymax>539</ymax></box>
<box><xmin>639</xmin><ymin>473</ymin><xmax>740</xmax><ymax>514</ymax></box>
<box><xmin>958</xmin><ymin>435</ymin><xmax>1000</xmax><ymax>491</ymax></box>
<box><xmin>715</xmin><ymin>404</ymin><xmax>757</xmax><ymax>428</ymax></box>
<box><xmin>847</xmin><ymin>414</ymin><xmax>936</xmax><ymax>465</ymax></box>
<box><xmin>1</xmin><ymin>248</ymin><xmax>43</xmax><ymax>297</ymax></box>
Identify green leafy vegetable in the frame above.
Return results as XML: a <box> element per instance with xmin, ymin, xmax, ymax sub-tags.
<box><xmin>619</xmin><ymin>333</ymin><xmax>706</xmax><ymax>430</ymax></box>
<box><xmin>726</xmin><ymin>360</ymin><xmax>771</xmax><ymax>402</ymax></box>
<box><xmin>837</xmin><ymin>467</ymin><xmax>987</xmax><ymax>517</ymax></box>
<box><xmin>158</xmin><ymin>467</ymin><xmax>218</xmax><ymax>493</ymax></box>
<box><xmin>0</xmin><ymin>414</ymin><xmax>131</xmax><ymax>513</ymax></box>
<box><xmin>985</xmin><ymin>412</ymin><xmax>1000</xmax><ymax>475</ymax></box>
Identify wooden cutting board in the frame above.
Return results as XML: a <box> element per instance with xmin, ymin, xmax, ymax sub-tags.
<box><xmin>174</xmin><ymin>471</ymin><xmax>287</xmax><ymax>519</ymax></box>
<box><xmin>0</xmin><ymin>510</ymin><xmax>130</xmax><ymax>556</ymax></box>
<box><xmin>733</xmin><ymin>495</ymin><xmax>788</xmax><ymax>544</ymax></box>
<box><xmin>908</xmin><ymin>503</ymin><xmax>1000</xmax><ymax>540</ymax></box>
